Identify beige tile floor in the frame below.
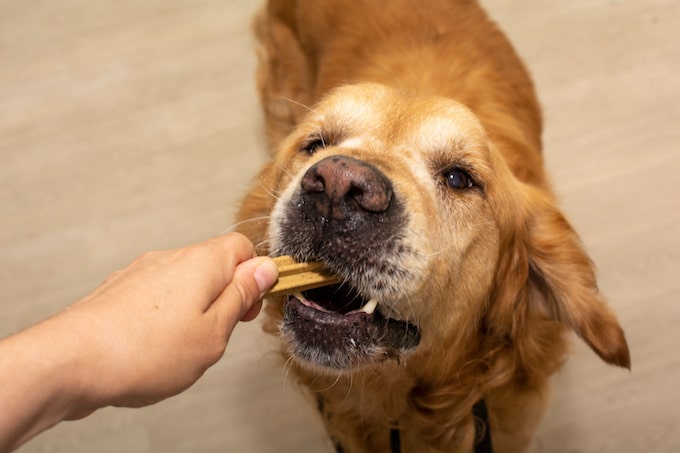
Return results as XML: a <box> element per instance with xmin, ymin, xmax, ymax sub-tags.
<box><xmin>0</xmin><ymin>1</ymin><xmax>678</xmax><ymax>452</ymax></box>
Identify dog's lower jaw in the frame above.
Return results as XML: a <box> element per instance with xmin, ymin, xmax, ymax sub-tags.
<box><xmin>281</xmin><ymin>295</ymin><xmax>421</xmax><ymax>372</ymax></box>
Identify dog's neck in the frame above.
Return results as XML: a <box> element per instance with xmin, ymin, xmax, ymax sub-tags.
<box><xmin>295</xmin><ymin>342</ymin><xmax>491</xmax><ymax>451</ymax></box>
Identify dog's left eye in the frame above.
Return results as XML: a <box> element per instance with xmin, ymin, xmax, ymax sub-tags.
<box><xmin>301</xmin><ymin>137</ymin><xmax>327</xmax><ymax>155</ymax></box>
<box><xmin>443</xmin><ymin>167</ymin><xmax>475</xmax><ymax>190</ymax></box>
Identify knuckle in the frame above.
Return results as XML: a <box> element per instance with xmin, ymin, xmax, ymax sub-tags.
<box><xmin>181</xmin><ymin>243</ymin><xmax>221</xmax><ymax>266</ymax></box>
<box><xmin>230</xmin><ymin>276</ymin><xmax>258</xmax><ymax>311</ymax></box>
<box><xmin>232</xmin><ymin>279</ymin><xmax>253</xmax><ymax>303</ymax></box>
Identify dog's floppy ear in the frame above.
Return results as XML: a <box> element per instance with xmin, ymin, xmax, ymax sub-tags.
<box><xmin>254</xmin><ymin>2</ymin><xmax>314</xmax><ymax>152</ymax></box>
<box><xmin>518</xmin><ymin>186</ymin><xmax>631</xmax><ymax>368</ymax></box>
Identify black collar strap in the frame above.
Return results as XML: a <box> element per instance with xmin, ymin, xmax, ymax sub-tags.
<box><xmin>389</xmin><ymin>399</ymin><xmax>493</xmax><ymax>453</ymax></box>
<box><xmin>471</xmin><ymin>398</ymin><xmax>493</xmax><ymax>453</ymax></box>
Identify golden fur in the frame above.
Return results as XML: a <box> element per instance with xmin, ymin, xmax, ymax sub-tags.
<box><xmin>236</xmin><ymin>1</ymin><xmax>630</xmax><ymax>452</ymax></box>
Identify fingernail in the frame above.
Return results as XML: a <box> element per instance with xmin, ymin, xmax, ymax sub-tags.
<box><xmin>253</xmin><ymin>259</ymin><xmax>279</xmax><ymax>294</ymax></box>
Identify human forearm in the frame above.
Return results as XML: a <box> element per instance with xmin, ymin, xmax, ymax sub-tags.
<box><xmin>0</xmin><ymin>319</ymin><xmax>84</xmax><ymax>452</ymax></box>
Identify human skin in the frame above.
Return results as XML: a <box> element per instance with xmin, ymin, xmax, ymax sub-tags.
<box><xmin>0</xmin><ymin>233</ymin><xmax>278</xmax><ymax>452</ymax></box>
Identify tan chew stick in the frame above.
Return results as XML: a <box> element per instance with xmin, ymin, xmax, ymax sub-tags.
<box><xmin>263</xmin><ymin>256</ymin><xmax>341</xmax><ymax>299</ymax></box>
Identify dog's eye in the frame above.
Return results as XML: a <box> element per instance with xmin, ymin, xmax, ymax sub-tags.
<box><xmin>444</xmin><ymin>168</ymin><xmax>475</xmax><ymax>190</ymax></box>
<box><xmin>301</xmin><ymin>137</ymin><xmax>326</xmax><ymax>155</ymax></box>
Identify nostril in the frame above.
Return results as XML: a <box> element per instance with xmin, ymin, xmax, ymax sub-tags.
<box><xmin>347</xmin><ymin>184</ymin><xmax>364</xmax><ymax>200</ymax></box>
<box><xmin>301</xmin><ymin>168</ymin><xmax>326</xmax><ymax>193</ymax></box>
<box><xmin>352</xmin><ymin>182</ymin><xmax>392</xmax><ymax>213</ymax></box>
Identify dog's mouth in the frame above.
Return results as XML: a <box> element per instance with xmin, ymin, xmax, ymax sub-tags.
<box><xmin>281</xmin><ymin>281</ymin><xmax>421</xmax><ymax>371</ymax></box>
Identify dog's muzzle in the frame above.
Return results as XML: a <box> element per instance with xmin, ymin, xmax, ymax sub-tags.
<box><xmin>272</xmin><ymin>154</ymin><xmax>422</xmax><ymax>370</ymax></box>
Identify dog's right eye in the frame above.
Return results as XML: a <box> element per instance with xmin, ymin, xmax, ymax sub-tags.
<box><xmin>443</xmin><ymin>167</ymin><xmax>475</xmax><ymax>190</ymax></box>
<box><xmin>301</xmin><ymin>137</ymin><xmax>326</xmax><ymax>155</ymax></box>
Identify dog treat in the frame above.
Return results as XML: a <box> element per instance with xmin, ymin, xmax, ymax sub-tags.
<box><xmin>262</xmin><ymin>256</ymin><xmax>341</xmax><ymax>299</ymax></box>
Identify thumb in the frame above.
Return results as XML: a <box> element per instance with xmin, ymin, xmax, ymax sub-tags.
<box><xmin>213</xmin><ymin>257</ymin><xmax>278</xmax><ymax>326</ymax></box>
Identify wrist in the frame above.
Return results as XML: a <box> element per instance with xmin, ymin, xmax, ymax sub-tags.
<box><xmin>39</xmin><ymin>310</ymin><xmax>111</xmax><ymax>418</ymax></box>
<box><xmin>0</xmin><ymin>318</ymin><xmax>86</xmax><ymax>451</ymax></box>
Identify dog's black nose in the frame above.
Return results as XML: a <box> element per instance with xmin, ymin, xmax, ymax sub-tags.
<box><xmin>301</xmin><ymin>155</ymin><xmax>393</xmax><ymax>220</ymax></box>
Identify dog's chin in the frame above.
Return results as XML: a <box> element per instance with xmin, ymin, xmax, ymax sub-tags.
<box><xmin>280</xmin><ymin>284</ymin><xmax>421</xmax><ymax>373</ymax></box>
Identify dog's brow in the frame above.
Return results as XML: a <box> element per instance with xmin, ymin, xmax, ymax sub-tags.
<box><xmin>415</xmin><ymin>115</ymin><xmax>464</xmax><ymax>151</ymax></box>
<box><xmin>338</xmin><ymin>136</ymin><xmax>365</xmax><ymax>149</ymax></box>
<box><xmin>331</xmin><ymin>96</ymin><xmax>378</xmax><ymax>124</ymax></box>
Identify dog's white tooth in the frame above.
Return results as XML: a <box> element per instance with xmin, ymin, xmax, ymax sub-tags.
<box><xmin>291</xmin><ymin>291</ymin><xmax>307</xmax><ymax>302</ymax></box>
<box><xmin>359</xmin><ymin>298</ymin><xmax>378</xmax><ymax>315</ymax></box>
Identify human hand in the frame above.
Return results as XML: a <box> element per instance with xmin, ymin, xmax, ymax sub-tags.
<box><xmin>0</xmin><ymin>233</ymin><xmax>278</xmax><ymax>452</ymax></box>
<box><xmin>50</xmin><ymin>233</ymin><xmax>278</xmax><ymax>415</ymax></box>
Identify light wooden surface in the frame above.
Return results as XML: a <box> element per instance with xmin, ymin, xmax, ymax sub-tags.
<box><xmin>0</xmin><ymin>1</ymin><xmax>677</xmax><ymax>452</ymax></box>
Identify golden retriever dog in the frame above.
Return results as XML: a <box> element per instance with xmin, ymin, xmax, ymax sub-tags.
<box><xmin>236</xmin><ymin>1</ymin><xmax>630</xmax><ymax>451</ymax></box>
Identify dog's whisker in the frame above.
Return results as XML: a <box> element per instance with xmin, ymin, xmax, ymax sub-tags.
<box><xmin>317</xmin><ymin>131</ymin><xmax>327</xmax><ymax>149</ymax></box>
<box><xmin>279</xmin><ymin>95</ymin><xmax>318</xmax><ymax>115</ymax></box>
<box><xmin>424</xmin><ymin>242</ymin><xmax>459</xmax><ymax>258</ymax></box>
<box><xmin>281</xmin><ymin>354</ymin><xmax>296</xmax><ymax>389</ymax></box>
<box><xmin>254</xmin><ymin>238</ymin><xmax>271</xmax><ymax>256</ymax></box>
<box><xmin>340</xmin><ymin>374</ymin><xmax>354</xmax><ymax>406</ymax></box>
<box><xmin>270</xmin><ymin>159</ymin><xmax>297</xmax><ymax>181</ymax></box>
<box><xmin>312</xmin><ymin>372</ymin><xmax>343</xmax><ymax>393</ymax></box>
<box><xmin>403</xmin><ymin>293</ymin><xmax>418</xmax><ymax>326</ymax></box>
<box><xmin>223</xmin><ymin>216</ymin><xmax>271</xmax><ymax>234</ymax></box>
<box><xmin>257</xmin><ymin>178</ymin><xmax>285</xmax><ymax>202</ymax></box>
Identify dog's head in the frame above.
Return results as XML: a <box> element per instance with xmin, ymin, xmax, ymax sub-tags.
<box><xmin>239</xmin><ymin>83</ymin><xmax>630</xmax><ymax>375</ymax></box>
